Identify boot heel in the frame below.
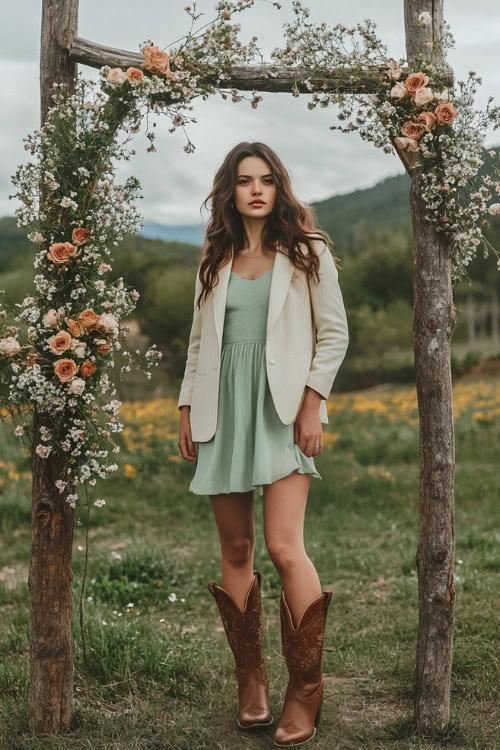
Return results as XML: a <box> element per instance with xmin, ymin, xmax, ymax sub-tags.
<box><xmin>315</xmin><ymin>703</ymin><xmax>322</xmax><ymax>728</ymax></box>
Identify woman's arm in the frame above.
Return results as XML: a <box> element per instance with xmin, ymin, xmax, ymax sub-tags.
<box><xmin>305</xmin><ymin>240</ymin><xmax>349</xmax><ymax>401</ymax></box>
<box><xmin>177</xmin><ymin>267</ymin><xmax>203</xmax><ymax>411</ymax></box>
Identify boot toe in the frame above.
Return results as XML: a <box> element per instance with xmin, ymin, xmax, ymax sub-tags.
<box><xmin>274</xmin><ymin>720</ymin><xmax>316</xmax><ymax>745</ymax></box>
<box><xmin>238</xmin><ymin>705</ymin><xmax>273</xmax><ymax>728</ymax></box>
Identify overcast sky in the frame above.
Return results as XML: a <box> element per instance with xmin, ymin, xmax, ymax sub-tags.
<box><xmin>1</xmin><ymin>1</ymin><xmax>499</xmax><ymax>226</ymax></box>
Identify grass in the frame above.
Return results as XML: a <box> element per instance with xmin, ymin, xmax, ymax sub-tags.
<box><xmin>0</xmin><ymin>377</ymin><xmax>498</xmax><ymax>749</ymax></box>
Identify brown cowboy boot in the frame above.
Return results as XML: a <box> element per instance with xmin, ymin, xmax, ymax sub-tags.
<box><xmin>208</xmin><ymin>570</ymin><xmax>273</xmax><ymax>729</ymax></box>
<box><xmin>274</xmin><ymin>587</ymin><xmax>332</xmax><ymax>746</ymax></box>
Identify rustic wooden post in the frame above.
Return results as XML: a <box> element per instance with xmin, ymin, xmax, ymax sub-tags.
<box><xmin>403</xmin><ymin>0</ymin><xmax>457</xmax><ymax>735</ymax></box>
<box><xmin>30</xmin><ymin>0</ymin><xmax>79</xmax><ymax>734</ymax></box>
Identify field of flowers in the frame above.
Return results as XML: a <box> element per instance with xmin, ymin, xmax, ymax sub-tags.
<box><xmin>114</xmin><ymin>378</ymin><xmax>500</xmax><ymax>481</ymax></box>
<box><xmin>0</xmin><ymin>377</ymin><xmax>498</xmax><ymax>749</ymax></box>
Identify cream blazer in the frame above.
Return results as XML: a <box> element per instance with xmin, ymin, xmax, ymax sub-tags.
<box><xmin>178</xmin><ymin>237</ymin><xmax>349</xmax><ymax>442</ymax></box>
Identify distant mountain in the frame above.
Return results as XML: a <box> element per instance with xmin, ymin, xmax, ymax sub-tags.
<box><xmin>140</xmin><ymin>221</ymin><xmax>204</xmax><ymax>245</ymax></box>
<box><xmin>137</xmin><ymin>171</ymin><xmax>413</xmax><ymax>255</ymax></box>
<box><xmin>3</xmin><ymin>143</ymin><xmax>498</xmax><ymax>265</ymax></box>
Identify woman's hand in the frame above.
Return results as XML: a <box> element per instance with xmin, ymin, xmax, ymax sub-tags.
<box><xmin>294</xmin><ymin>387</ymin><xmax>324</xmax><ymax>458</ymax></box>
<box><xmin>178</xmin><ymin>406</ymin><xmax>198</xmax><ymax>462</ymax></box>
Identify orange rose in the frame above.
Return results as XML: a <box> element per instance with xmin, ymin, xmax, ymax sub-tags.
<box><xmin>78</xmin><ymin>309</ymin><xmax>101</xmax><ymax>329</ymax></box>
<box><xmin>127</xmin><ymin>67</ymin><xmax>144</xmax><ymax>82</ymax></box>
<box><xmin>98</xmin><ymin>343</ymin><xmax>112</xmax><ymax>355</ymax></box>
<box><xmin>72</xmin><ymin>227</ymin><xmax>90</xmax><ymax>245</ymax></box>
<box><xmin>47</xmin><ymin>242</ymin><xmax>77</xmax><ymax>265</ymax></box>
<box><xmin>404</xmin><ymin>72</ymin><xmax>430</xmax><ymax>93</ymax></box>
<box><xmin>48</xmin><ymin>330</ymin><xmax>72</xmax><ymax>355</ymax></box>
<box><xmin>53</xmin><ymin>358</ymin><xmax>78</xmax><ymax>383</ymax></box>
<box><xmin>418</xmin><ymin>111</ymin><xmax>438</xmax><ymax>132</ymax></box>
<box><xmin>141</xmin><ymin>45</ymin><xmax>175</xmax><ymax>80</ymax></box>
<box><xmin>401</xmin><ymin>121</ymin><xmax>426</xmax><ymax>140</ymax></box>
<box><xmin>81</xmin><ymin>360</ymin><xmax>97</xmax><ymax>377</ymax></box>
<box><xmin>434</xmin><ymin>101</ymin><xmax>457</xmax><ymax>125</ymax></box>
<box><xmin>67</xmin><ymin>319</ymin><xmax>83</xmax><ymax>337</ymax></box>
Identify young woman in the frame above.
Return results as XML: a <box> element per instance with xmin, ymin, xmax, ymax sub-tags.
<box><xmin>178</xmin><ymin>141</ymin><xmax>349</xmax><ymax>746</ymax></box>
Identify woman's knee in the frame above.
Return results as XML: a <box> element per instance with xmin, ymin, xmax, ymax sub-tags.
<box><xmin>265</xmin><ymin>539</ymin><xmax>304</xmax><ymax>572</ymax></box>
<box><xmin>221</xmin><ymin>535</ymin><xmax>255</xmax><ymax>567</ymax></box>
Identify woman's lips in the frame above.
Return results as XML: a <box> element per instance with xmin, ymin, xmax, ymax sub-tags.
<box><xmin>249</xmin><ymin>201</ymin><xmax>265</xmax><ymax>206</ymax></box>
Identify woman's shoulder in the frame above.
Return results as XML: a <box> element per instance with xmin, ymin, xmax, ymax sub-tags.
<box><xmin>301</xmin><ymin>232</ymin><xmax>329</xmax><ymax>256</ymax></box>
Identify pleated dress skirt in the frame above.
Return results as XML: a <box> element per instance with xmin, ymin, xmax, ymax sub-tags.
<box><xmin>189</xmin><ymin>262</ymin><xmax>322</xmax><ymax>496</ymax></box>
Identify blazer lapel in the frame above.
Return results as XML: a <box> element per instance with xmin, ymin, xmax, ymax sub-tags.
<box><xmin>212</xmin><ymin>244</ymin><xmax>295</xmax><ymax>352</ymax></box>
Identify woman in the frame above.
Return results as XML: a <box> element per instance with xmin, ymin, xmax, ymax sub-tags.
<box><xmin>178</xmin><ymin>141</ymin><xmax>349</xmax><ymax>746</ymax></box>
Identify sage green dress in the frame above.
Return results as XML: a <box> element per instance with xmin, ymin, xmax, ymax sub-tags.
<box><xmin>189</xmin><ymin>263</ymin><xmax>322</xmax><ymax>496</ymax></box>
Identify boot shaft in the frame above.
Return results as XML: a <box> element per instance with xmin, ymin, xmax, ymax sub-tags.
<box><xmin>279</xmin><ymin>589</ymin><xmax>332</xmax><ymax>685</ymax></box>
<box><xmin>208</xmin><ymin>570</ymin><xmax>266</xmax><ymax>670</ymax></box>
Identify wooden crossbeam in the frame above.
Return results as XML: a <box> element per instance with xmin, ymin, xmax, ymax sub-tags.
<box><xmin>69</xmin><ymin>36</ymin><xmax>454</xmax><ymax>94</ymax></box>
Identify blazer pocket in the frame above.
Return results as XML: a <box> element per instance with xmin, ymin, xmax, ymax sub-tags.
<box><xmin>195</xmin><ymin>370</ymin><xmax>207</xmax><ymax>376</ymax></box>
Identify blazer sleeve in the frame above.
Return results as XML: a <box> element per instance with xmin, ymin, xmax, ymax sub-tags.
<box><xmin>177</xmin><ymin>266</ymin><xmax>203</xmax><ymax>411</ymax></box>
<box><xmin>305</xmin><ymin>240</ymin><xmax>349</xmax><ymax>401</ymax></box>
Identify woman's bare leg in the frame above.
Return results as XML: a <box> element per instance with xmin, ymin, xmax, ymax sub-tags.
<box><xmin>263</xmin><ymin>471</ymin><xmax>321</xmax><ymax>628</ymax></box>
<box><xmin>209</xmin><ymin>490</ymin><xmax>256</xmax><ymax>612</ymax></box>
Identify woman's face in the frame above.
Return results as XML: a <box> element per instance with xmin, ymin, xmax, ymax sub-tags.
<box><xmin>233</xmin><ymin>156</ymin><xmax>276</xmax><ymax>219</ymax></box>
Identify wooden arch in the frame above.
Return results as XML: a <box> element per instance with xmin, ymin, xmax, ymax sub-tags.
<box><xmin>33</xmin><ymin>0</ymin><xmax>456</xmax><ymax>736</ymax></box>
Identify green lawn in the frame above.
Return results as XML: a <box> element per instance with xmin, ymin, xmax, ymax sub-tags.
<box><xmin>0</xmin><ymin>379</ymin><xmax>498</xmax><ymax>749</ymax></box>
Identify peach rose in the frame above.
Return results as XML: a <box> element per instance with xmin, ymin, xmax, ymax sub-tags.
<box><xmin>98</xmin><ymin>343</ymin><xmax>112</xmax><ymax>355</ymax></box>
<box><xmin>42</xmin><ymin>309</ymin><xmax>60</xmax><ymax>328</ymax></box>
<box><xmin>68</xmin><ymin>377</ymin><xmax>86</xmax><ymax>395</ymax></box>
<box><xmin>402</xmin><ymin>121</ymin><xmax>426</xmax><ymax>140</ymax></box>
<box><xmin>127</xmin><ymin>67</ymin><xmax>145</xmax><ymax>82</ymax></box>
<box><xmin>141</xmin><ymin>45</ymin><xmax>175</xmax><ymax>80</ymax></box>
<box><xmin>418</xmin><ymin>111</ymin><xmax>438</xmax><ymax>132</ymax></box>
<box><xmin>53</xmin><ymin>358</ymin><xmax>78</xmax><ymax>383</ymax></box>
<box><xmin>107</xmin><ymin>68</ymin><xmax>127</xmax><ymax>86</ymax></box>
<box><xmin>72</xmin><ymin>227</ymin><xmax>90</xmax><ymax>245</ymax></box>
<box><xmin>48</xmin><ymin>330</ymin><xmax>72</xmax><ymax>355</ymax></box>
<box><xmin>67</xmin><ymin>319</ymin><xmax>83</xmax><ymax>337</ymax></box>
<box><xmin>435</xmin><ymin>101</ymin><xmax>457</xmax><ymax>125</ymax></box>
<box><xmin>47</xmin><ymin>242</ymin><xmax>77</xmax><ymax>265</ymax></box>
<box><xmin>0</xmin><ymin>336</ymin><xmax>21</xmax><ymax>357</ymax></box>
<box><xmin>81</xmin><ymin>360</ymin><xmax>97</xmax><ymax>377</ymax></box>
<box><xmin>394</xmin><ymin>136</ymin><xmax>420</xmax><ymax>152</ymax></box>
<box><xmin>95</xmin><ymin>313</ymin><xmax>119</xmax><ymax>333</ymax></box>
<box><xmin>390</xmin><ymin>82</ymin><xmax>407</xmax><ymax>99</ymax></box>
<box><xmin>78</xmin><ymin>308</ymin><xmax>101</xmax><ymax>329</ymax></box>
<box><xmin>404</xmin><ymin>72</ymin><xmax>430</xmax><ymax>93</ymax></box>
<box><xmin>385</xmin><ymin>57</ymin><xmax>402</xmax><ymax>80</ymax></box>
<box><xmin>414</xmin><ymin>86</ymin><xmax>434</xmax><ymax>107</ymax></box>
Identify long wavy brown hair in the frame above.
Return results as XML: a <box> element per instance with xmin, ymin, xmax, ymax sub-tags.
<box><xmin>195</xmin><ymin>141</ymin><xmax>340</xmax><ymax>309</ymax></box>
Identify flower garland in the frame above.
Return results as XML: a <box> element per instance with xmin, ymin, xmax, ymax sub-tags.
<box><xmin>2</xmin><ymin>0</ymin><xmax>274</xmax><ymax>508</ymax></box>
<box><xmin>268</xmin><ymin>1</ymin><xmax>500</xmax><ymax>282</ymax></box>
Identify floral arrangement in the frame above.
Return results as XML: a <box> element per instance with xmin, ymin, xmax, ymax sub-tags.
<box><xmin>2</xmin><ymin>0</ymin><xmax>275</xmax><ymax>508</ymax></box>
<box><xmin>269</xmin><ymin>2</ymin><xmax>500</xmax><ymax>281</ymax></box>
